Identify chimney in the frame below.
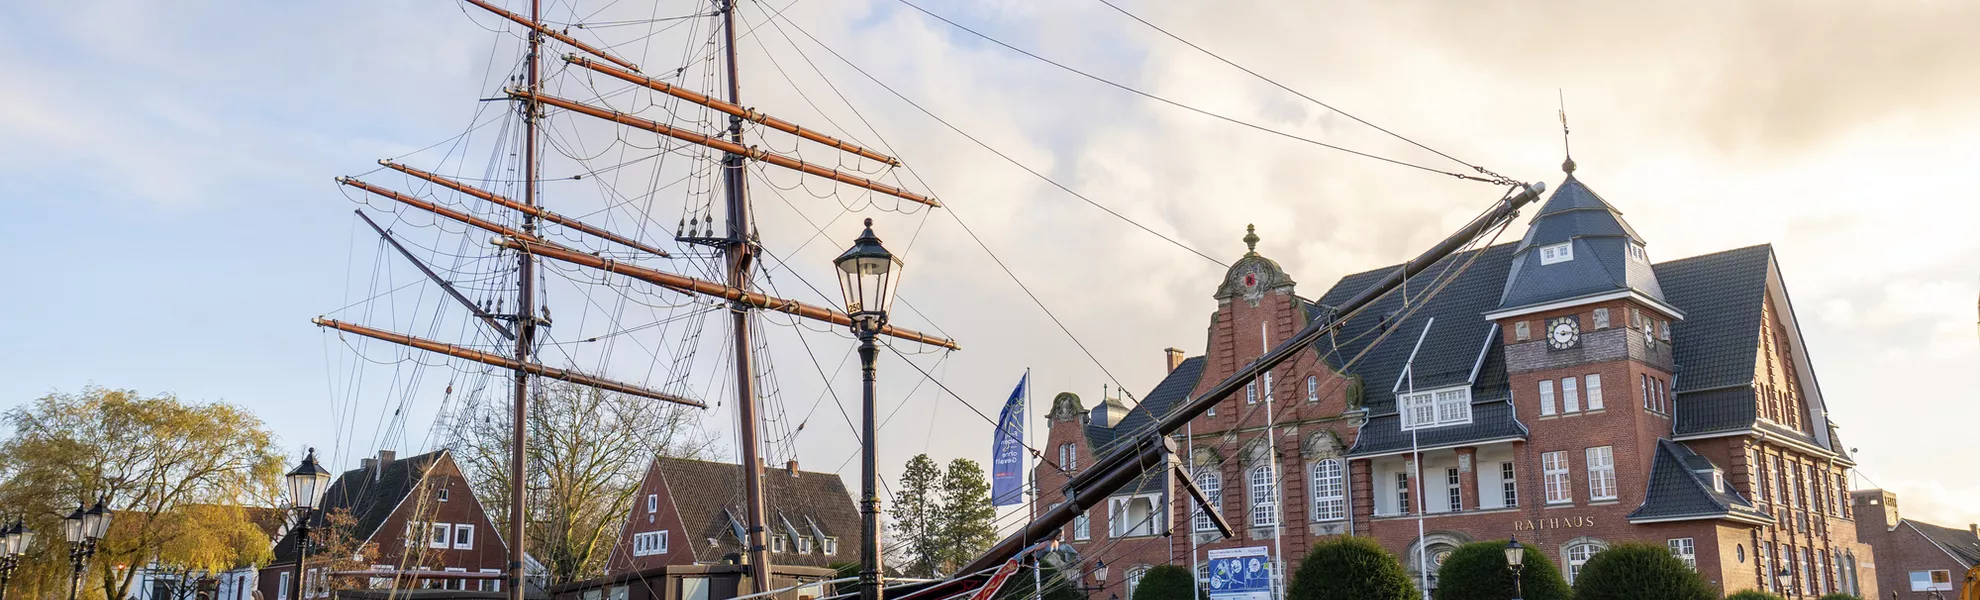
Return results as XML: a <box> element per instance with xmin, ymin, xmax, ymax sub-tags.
<box><xmin>375</xmin><ymin>450</ymin><xmax>397</xmax><ymax>480</ymax></box>
<box><xmin>360</xmin><ymin>458</ymin><xmax>377</xmax><ymax>473</ymax></box>
<box><xmin>1971</xmin><ymin>523</ymin><xmax>1977</xmax><ymax>538</ymax></box>
<box><xmin>786</xmin><ymin>460</ymin><xmax>800</xmax><ymax>477</ymax></box>
<box><xmin>1164</xmin><ymin>348</ymin><xmax>1185</xmax><ymax>373</ymax></box>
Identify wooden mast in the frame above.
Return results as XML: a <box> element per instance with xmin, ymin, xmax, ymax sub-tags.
<box><xmin>510</xmin><ymin>0</ymin><xmax>541</xmax><ymax>597</ymax></box>
<box><xmin>720</xmin><ymin>0</ymin><xmax>776</xmax><ymax>588</ymax></box>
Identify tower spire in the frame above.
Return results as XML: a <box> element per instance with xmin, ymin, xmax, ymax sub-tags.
<box><xmin>1558</xmin><ymin>89</ymin><xmax>1576</xmax><ymax>174</ymax></box>
<box><xmin>1243</xmin><ymin>224</ymin><xmax>1260</xmax><ymax>256</ymax></box>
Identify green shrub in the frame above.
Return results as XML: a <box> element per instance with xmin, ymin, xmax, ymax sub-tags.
<box><xmin>827</xmin><ymin>562</ymin><xmax>859</xmax><ymax>597</ymax></box>
<box><xmin>1287</xmin><ymin>536</ymin><xmax>1417</xmax><ymax>600</ymax></box>
<box><xmin>1570</xmin><ymin>543</ymin><xmax>1716</xmax><ymax>600</ymax></box>
<box><xmin>1132</xmin><ymin>565</ymin><xmax>1198</xmax><ymax>600</ymax></box>
<box><xmin>1430</xmin><ymin>541</ymin><xmax>1570</xmax><ymax>600</ymax></box>
<box><xmin>1724</xmin><ymin>591</ymin><xmax>1786</xmax><ymax>600</ymax></box>
<box><xmin>1815</xmin><ymin>594</ymin><xmax>1861</xmax><ymax>600</ymax></box>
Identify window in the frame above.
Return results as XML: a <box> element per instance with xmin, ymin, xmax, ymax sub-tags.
<box><xmin>1761</xmin><ymin>543</ymin><xmax>1775</xmax><ymax>593</ymax></box>
<box><xmin>609</xmin><ymin>586</ymin><xmax>628</xmax><ymax>600</ymax></box>
<box><xmin>1585</xmin><ymin>375</ymin><xmax>1603</xmax><ymax>410</ymax></box>
<box><xmin>1401</xmin><ymin>387</ymin><xmax>1472</xmax><ymax>429</ymax></box>
<box><xmin>1641</xmin><ymin>374</ymin><xmax>1652</xmax><ymax>411</ymax></box>
<box><xmin>405</xmin><ymin>523</ymin><xmax>418</xmax><ymax>547</ymax></box>
<box><xmin>1803</xmin><ymin>547</ymin><xmax>1816</xmax><ymax>594</ymax></box>
<box><xmin>798</xmin><ymin>536</ymin><xmax>814</xmax><ymax>554</ymax></box>
<box><xmin>1628</xmin><ymin>243</ymin><xmax>1647</xmax><ymax>262</ymax></box>
<box><xmin>278</xmin><ymin>572</ymin><xmax>291</xmax><ymax>600</ymax></box>
<box><xmin>1310</xmin><ymin>460</ymin><xmax>1344</xmax><ymax>521</ymax></box>
<box><xmin>1587</xmin><ymin>446</ymin><xmax>1617</xmax><ymax>500</ymax></box>
<box><xmin>1125</xmin><ymin>566</ymin><xmax>1150</xmax><ymax>599</ymax></box>
<box><xmin>1073</xmin><ymin>509</ymin><xmax>1090</xmax><ymax>540</ymax></box>
<box><xmin>633</xmin><ymin>531</ymin><xmax>670</xmax><ymax>556</ymax></box>
<box><xmin>453</xmin><ymin>523</ymin><xmax>475</xmax><ymax>550</ymax></box>
<box><xmin>1540</xmin><ymin>242</ymin><xmax>1574</xmax><ymax>265</ymax></box>
<box><xmin>430</xmin><ymin>523</ymin><xmax>451</xmax><ymax>549</ymax></box>
<box><xmin>1818</xmin><ymin>549</ymin><xmax>1831</xmax><ymax>595</ymax></box>
<box><xmin>1395</xmin><ymin>472</ymin><xmax>1411</xmax><ymax>515</ymax></box>
<box><xmin>1249</xmin><ymin>466</ymin><xmax>1278</xmax><ymax>527</ymax></box>
<box><xmin>438</xmin><ymin>488</ymin><xmax>450</xmax><ymax>502</ymax></box>
<box><xmin>1515</xmin><ymin>321</ymin><xmax>1530</xmax><ymax>341</ymax></box>
<box><xmin>371</xmin><ymin>565</ymin><xmax>396</xmax><ymax>590</ymax></box>
<box><xmin>443</xmin><ymin>568</ymin><xmax>467</xmax><ymax>591</ymax></box>
<box><xmin>1566</xmin><ymin>543</ymin><xmax>1601</xmax><ymax>582</ymax></box>
<box><xmin>479</xmin><ymin>569</ymin><xmax>501</xmax><ymax>592</ymax></box>
<box><xmin>1542</xmin><ymin>451</ymin><xmax>1571</xmax><ymax>504</ymax></box>
<box><xmin>1655</xmin><ymin>377</ymin><xmax>1667</xmax><ymax>413</ymax></box>
<box><xmin>823</xmin><ymin>537</ymin><xmax>839</xmax><ymax>555</ymax></box>
<box><xmin>1593</xmin><ymin>308</ymin><xmax>1609</xmax><ymax>329</ymax></box>
<box><xmin>1264</xmin><ymin>372</ymin><xmax>1274</xmax><ymax>403</ymax></box>
<box><xmin>1539</xmin><ymin>380</ymin><xmax>1557</xmax><ymax>416</ymax></box>
<box><xmin>1110</xmin><ymin>495</ymin><xmax>1161</xmax><ymax>537</ymax></box>
<box><xmin>1306</xmin><ymin>376</ymin><xmax>1319</xmax><ymax>402</ymax></box>
<box><xmin>1246</xmin><ymin>381</ymin><xmax>1258</xmax><ymax>404</ymax></box>
<box><xmin>303</xmin><ymin>569</ymin><xmax>319</xmax><ymax>598</ymax></box>
<box><xmin>1445</xmin><ymin>467</ymin><xmax>1462</xmax><ymax>512</ymax></box>
<box><xmin>1668</xmin><ymin>538</ymin><xmax>1696</xmax><ymax>570</ymax></box>
<box><xmin>772</xmin><ymin>535</ymin><xmax>787</xmax><ymax>553</ymax></box>
<box><xmin>1191</xmin><ymin>469</ymin><xmax>1225</xmax><ymax>532</ymax></box>
<box><xmin>1500</xmin><ymin>462</ymin><xmax>1518</xmax><ymax>507</ymax></box>
<box><xmin>1059</xmin><ymin>444</ymin><xmax>1079</xmax><ymax>470</ymax></box>
<box><xmin>647</xmin><ymin>494</ymin><xmax>659</xmax><ymax>513</ymax></box>
<box><xmin>1913</xmin><ymin>570</ymin><xmax>1955</xmax><ymax>593</ymax></box>
<box><xmin>1562</xmin><ymin>377</ymin><xmax>1580</xmax><ymax>413</ymax></box>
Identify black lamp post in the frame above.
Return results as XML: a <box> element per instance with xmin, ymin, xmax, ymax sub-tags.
<box><xmin>1075</xmin><ymin>561</ymin><xmax>1109</xmax><ymax>595</ymax></box>
<box><xmin>63</xmin><ymin>499</ymin><xmax>112</xmax><ymax>600</ymax></box>
<box><xmin>1</xmin><ymin>518</ymin><xmax>34</xmax><ymax>600</ymax></box>
<box><xmin>836</xmin><ymin>218</ymin><xmax>903</xmax><ymax>600</ymax></box>
<box><xmin>285</xmin><ymin>448</ymin><xmax>335</xmax><ymax>600</ymax></box>
<box><xmin>1775</xmin><ymin>566</ymin><xmax>1792</xmax><ymax>597</ymax></box>
<box><xmin>1503</xmin><ymin>537</ymin><xmax>1525</xmax><ymax>600</ymax></box>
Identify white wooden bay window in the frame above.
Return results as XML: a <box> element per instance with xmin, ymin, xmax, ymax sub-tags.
<box><xmin>1401</xmin><ymin>386</ymin><xmax>1472</xmax><ymax>429</ymax></box>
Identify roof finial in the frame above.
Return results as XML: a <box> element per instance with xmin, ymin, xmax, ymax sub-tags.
<box><xmin>1243</xmin><ymin>224</ymin><xmax>1259</xmax><ymax>255</ymax></box>
<box><xmin>1558</xmin><ymin>89</ymin><xmax>1576</xmax><ymax>174</ymax></box>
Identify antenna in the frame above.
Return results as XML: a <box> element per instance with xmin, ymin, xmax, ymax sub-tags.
<box><xmin>1558</xmin><ymin>89</ymin><xmax>1575</xmax><ymax>174</ymax></box>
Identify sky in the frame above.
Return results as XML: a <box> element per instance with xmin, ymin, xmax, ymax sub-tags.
<box><xmin>3</xmin><ymin>0</ymin><xmax>1978</xmax><ymax>530</ymax></box>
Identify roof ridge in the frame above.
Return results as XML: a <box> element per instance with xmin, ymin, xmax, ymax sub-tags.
<box><xmin>1650</xmin><ymin>243</ymin><xmax>1774</xmax><ymax>269</ymax></box>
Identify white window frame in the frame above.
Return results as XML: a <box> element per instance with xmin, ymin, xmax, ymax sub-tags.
<box><xmin>1539</xmin><ymin>380</ymin><xmax>1557</xmax><ymax>416</ymax></box>
<box><xmin>1587</xmin><ymin>446</ymin><xmax>1617</xmax><ymax>501</ymax></box>
<box><xmin>647</xmin><ymin>494</ymin><xmax>659</xmax><ymax>514</ymax></box>
<box><xmin>1669</xmin><ymin>538</ymin><xmax>1696</xmax><ymax>570</ymax></box>
<box><xmin>1310</xmin><ymin>460</ymin><xmax>1344</xmax><ymax>522</ymax></box>
<box><xmin>798</xmin><ymin>536</ymin><xmax>813</xmax><ymax>554</ymax></box>
<box><xmin>1400</xmin><ymin>386</ymin><xmax>1472</xmax><ymax>430</ymax></box>
<box><xmin>1566</xmin><ymin>542</ymin><xmax>1602</xmax><ymax>582</ymax></box>
<box><xmin>1073</xmin><ymin>508</ymin><xmax>1091</xmax><ymax>540</ymax></box>
<box><xmin>609</xmin><ymin>586</ymin><xmax>629</xmax><ymax>600</ymax></box>
<box><xmin>370</xmin><ymin>565</ymin><xmax>396</xmax><ymax>590</ymax></box>
<box><xmin>771</xmin><ymin>535</ymin><xmax>787</xmax><ymax>553</ymax></box>
<box><xmin>1585</xmin><ymin>374</ymin><xmax>1603</xmax><ymax>410</ymax></box>
<box><xmin>453</xmin><ymin>523</ymin><xmax>474</xmax><ymax>550</ymax></box>
<box><xmin>437</xmin><ymin>488</ymin><xmax>449</xmax><ymax>502</ymax></box>
<box><xmin>479</xmin><ymin>569</ymin><xmax>501</xmax><ymax>592</ymax></box>
<box><xmin>823</xmin><ymin>537</ymin><xmax>839</xmax><ymax>556</ymax></box>
<box><xmin>1540</xmin><ymin>242</ymin><xmax>1574</xmax><ymax>265</ymax></box>
<box><xmin>1542</xmin><ymin>451</ymin><xmax>1572</xmax><ymax>504</ymax></box>
<box><xmin>1125</xmin><ymin>566</ymin><xmax>1150</xmax><ymax>599</ymax></box>
<box><xmin>1445</xmin><ymin>467</ymin><xmax>1462</xmax><ymax>513</ymax></box>
<box><xmin>1248</xmin><ymin>466</ymin><xmax>1278</xmax><ymax>528</ymax></box>
<box><xmin>443</xmin><ymin>568</ymin><xmax>467</xmax><ymax>591</ymax></box>
<box><xmin>1192</xmin><ymin>468</ymin><xmax>1223</xmax><ymax>532</ymax></box>
<box><xmin>1395</xmin><ymin>472</ymin><xmax>1411</xmax><ymax>515</ymax></box>
<box><xmin>278</xmin><ymin>572</ymin><xmax>291</xmax><ymax>600</ymax></box>
<box><xmin>429</xmin><ymin>522</ymin><xmax>451</xmax><ymax>549</ymax></box>
<box><xmin>632</xmin><ymin>530</ymin><xmax>670</xmax><ymax>556</ymax></box>
<box><xmin>1109</xmin><ymin>494</ymin><xmax>1162</xmax><ymax>538</ymax></box>
<box><xmin>1246</xmin><ymin>381</ymin><xmax>1258</xmax><ymax>404</ymax></box>
<box><xmin>1562</xmin><ymin>377</ymin><xmax>1580</xmax><ymax>413</ymax></box>
<box><xmin>1500</xmin><ymin>462</ymin><xmax>1518</xmax><ymax>507</ymax></box>
<box><xmin>1305</xmin><ymin>375</ymin><xmax>1319</xmax><ymax>402</ymax></box>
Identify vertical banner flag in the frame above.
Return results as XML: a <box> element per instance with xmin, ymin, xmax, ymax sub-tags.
<box><xmin>991</xmin><ymin>372</ymin><xmax>1028</xmax><ymax>506</ymax></box>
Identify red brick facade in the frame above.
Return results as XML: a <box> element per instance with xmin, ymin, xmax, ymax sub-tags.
<box><xmin>1853</xmin><ymin>489</ymin><xmax>1979</xmax><ymax>599</ymax></box>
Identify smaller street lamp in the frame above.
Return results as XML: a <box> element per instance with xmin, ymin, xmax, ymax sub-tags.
<box><xmin>64</xmin><ymin>499</ymin><xmax>113</xmax><ymax>600</ymax></box>
<box><xmin>285</xmin><ymin>448</ymin><xmax>335</xmax><ymax>600</ymax></box>
<box><xmin>836</xmin><ymin>219</ymin><xmax>903</xmax><ymax>600</ymax></box>
<box><xmin>1503</xmin><ymin>537</ymin><xmax>1526</xmax><ymax>600</ymax></box>
<box><xmin>1775</xmin><ymin>567</ymin><xmax>1793</xmax><ymax>596</ymax></box>
<box><xmin>1073</xmin><ymin>561</ymin><xmax>1108</xmax><ymax>594</ymax></box>
<box><xmin>1</xmin><ymin>519</ymin><xmax>33</xmax><ymax>600</ymax></box>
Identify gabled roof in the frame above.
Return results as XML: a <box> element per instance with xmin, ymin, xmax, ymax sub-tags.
<box><xmin>650</xmin><ymin>457</ymin><xmax>860</xmax><ymax>568</ymax></box>
<box><xmin>272</xmin><ymin>450</ymin><xmax>449</xmax><ymax>564</ymax></box>
<box><xmin>1904</xmin><ymin>520</ymin><xmax>1980</xmax><ymax>569</ymax></box>
<box><xmin>1496</xmin><ymin>175</ymin><xmax>1671</xmax><ymax>314</ymax></box>
<box><xmin>1093</xmin><ymin>356</ymin><xmax>1207</xmax><ymax>496</ymax></box>
<box><xmin>1628</xmin><ymin>440</ymin><xmax>1769</xmax><ymax>523</ymax></box>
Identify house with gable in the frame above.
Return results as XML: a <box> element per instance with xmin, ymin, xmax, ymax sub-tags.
<box><xmin>1853</xmin><ymin>489</ymin><xmax>1980</xmax><ymax>599</ymax></box>
<box><xmin>603</xmin><ymin>456</ymin><xmax>861</xmax><ymax>574</ymax></box>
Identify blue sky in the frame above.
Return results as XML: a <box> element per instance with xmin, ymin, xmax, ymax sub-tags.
<box><xmin>4</xmin><ymin>0</ymin><xmax>1979</xmax><ymax>529</ymax></box>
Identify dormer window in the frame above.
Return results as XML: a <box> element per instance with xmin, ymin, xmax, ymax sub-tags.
<box><xmin>1628</xmin><ymin>243</ymin><xmax>1648</xmax><ymax>262</ymax></box>
<box><xmin>1539</xmin><ymin>242</ymin><xmax>1574</xmax><ymax>265</ymax></box>
<box><xmin>1400</xmin><ymin>386</ymin><xmax>1472</xmax><ymax>430</ymax></box>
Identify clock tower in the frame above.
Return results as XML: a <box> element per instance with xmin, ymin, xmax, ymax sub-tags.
<box><xmin>1485</xmin><ymin>166</ymin><xmax>1684</xmax><ymax>516</ymax></box>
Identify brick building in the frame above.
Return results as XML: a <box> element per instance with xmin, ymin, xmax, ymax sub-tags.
<box><xmin>1852</xmin><ymin>489</ymin><xmax>1980</xmax><ymax>599</ymax></box>
<box><xmin>603</xmin><ymin>457</ymin><xmax>861</xmax><ymax>574</ymax></box>
<box><xmin>1034</xmin><ymin>166</ymin><xmax>1875</xmax><ymax>599</ymax></box>
<box><xmin>259</xmin><ymin>449</ymin><xmax>511</xmax><ymax>599</ymax></box>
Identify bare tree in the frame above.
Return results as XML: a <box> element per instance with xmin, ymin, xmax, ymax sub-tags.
<box><xmin>446</xmin><ymin>380</ymin><xmax>715</xmax><ymax>584</ymax></box>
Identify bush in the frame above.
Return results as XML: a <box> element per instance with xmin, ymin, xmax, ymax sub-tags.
<box><xmin>1724</xmin><ymin>591</ymin><xmax>1786</xmax><ymax>600</ymax></box>
<box><xmin>1815</xmin><ymin>594</ymin><xmax>1862</xmax><ymax>600</ymax></box>
<box><xmin>1571</xmin><ymin>543</ymin><xmax>1716</xmax><ymax>600</ymax></box>
<box><xmin>1287</xmin><ymin>536</ymin><xmax>1417</xmax><ymax>600</ymax></box>
<box><xmin>1132</xmin><ymin>565</ymin><xmax>1198</xmax><ymax>600</ymax></box>
<box><xmin>1431</xmin><ymin>541</ymin><xmax>1571</xmax><ymax>600</ymax></box>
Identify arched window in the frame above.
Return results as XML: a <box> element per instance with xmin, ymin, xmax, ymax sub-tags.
<box><xmin>1193</xmin><ymin>468</ymin><xmax>1223</xmax><ymax>532</ymax></box>
<box><xmin>1565</xmin><ymin>541</ymin><xmax>1605</xmax><ymax>583</ymax></box>
<box><xmin>1125</xmin><ymin>565</ymin><xmax>1151</xmax><ymax>599</ymax></box>
<box><xmin>1306</xmin><ymin>375</ymin><xmax>1319</xmax><ymax>402</ymax></box>
<box><xmin>1249</xmin><ymin>466</ymin><xmax>1278</xmax><ymax>527</ymax></box>
<box><xmin>1310</xmin><ymin>459</ymin><xmax>1344</xmax><ymax>521</ymax></box>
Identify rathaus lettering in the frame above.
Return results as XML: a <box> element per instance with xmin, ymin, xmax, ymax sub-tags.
<box><xmin>1511</xmin><ymin>516</ymin><xmax>1595</xmax><ymax>531</ymax></box>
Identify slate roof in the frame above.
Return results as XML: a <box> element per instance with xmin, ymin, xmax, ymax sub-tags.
<box><xmin>651</xmin><ymin>457</ymin><xmax>861</xmax><ymax>568</ymax></box>
<box><xmin>1904</xmin><ymin>520</ymin><xmax>1980</xmax><ymax>568</ymax></box>
<box><xmin>1091</xmin><ymin>356</ymin><xmax>1207</xmax><ymax>496</ymax></box>
<box><xmin>1496</xmin><ymin>175</ymin><xmax>1671</xmax><ymax>313</ymax></box>
<box><xmin>1322</xmin><ymin>244</ymin><xmax>1528</xmax><ymax>457</ymax></box>
<box><xmin>272</xmin><ymin>450</ymin><xmax>449</xmax><ymax>564</ymax></box>
<box><xmin>1627</xmin><ymin>439</ymin><xmax>1768</xmax><ymax>523</ymax></box>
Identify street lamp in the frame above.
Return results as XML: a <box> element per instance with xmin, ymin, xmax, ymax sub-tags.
<box><xmin>1</xmin><ymin>518</ymin><xmax>33</xmax><ymax>600</ymax></box>
<box><xmin>1775</xmin><ymin>566</ymin><xmax>1793</xmax><ymax>596</ymax></box>
<box><xmin>1503</xmin><ymin>537</ymin><xmax>1525</xmax><ymax>600</ymax></box>
<box><xmin>64</xmin><ymin>499</ymin><xmax>112</xmax><ymax>600</ymax></box>
<box><xmin>836</xmin><ymin>218</ymin><xmax>902</xmax><ymax>600</ymax></box>
<box><xmin>1073</xmin><ymin>561</ymin><xmax>1109</xmax><ymax>595</ymax></box>
<box><xmin>285</xmin><ymin>448</ymin><xmax>335</xmax><ymax>600</ymax></box>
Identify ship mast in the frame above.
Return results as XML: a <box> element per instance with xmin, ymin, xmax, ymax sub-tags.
<box><xmin>717</xmin><ymin>0</ymin><xmax>776</xmax><ymax>587</ymax></box>
<box><xmin>510</xmin><ymin>0</ymin><xmax>542</xmax><ymax>598</ymax></box>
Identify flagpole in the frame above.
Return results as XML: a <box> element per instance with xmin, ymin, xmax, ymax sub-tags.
<box><xmin>1401</xmin><ymin>317</ymin><xmax>1436</xmax><ymax>600</ymax></box>
<box><xmin>1260</xmin><ymin>322</ymin><xmax>1285</xmax><ymax>600</ymax></box>
<box><xmin>1186</xmin><ymin>420</ymin><xmax>1200</xmax><ymax>596</ymax></box>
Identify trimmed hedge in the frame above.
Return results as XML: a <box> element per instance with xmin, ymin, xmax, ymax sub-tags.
<box><xmin>1430</xmin><ymin>541</ymin><xmax>1570</xmax><ymax>600</ymax></box>
<box><xmin>1815</xmin><ymin>594</ymin><xmax>1862</xmax><ymax>600</ymax></box>
<box><xmin>1724</xmin><ymin>591</ymin><xmax>1787</xmax><ymax>600</ymax></box>
<box><xmin>1132</xmin><ymin>565</ymin><xmax>1199</xmax><ymax>600</ymax></box>
<box><xmin>1570</xmin><ymin>543</ymin><xmax>1716</xmax><ymax>600</ymax></box>
<box><xmin>1287</xmin><ymin>536</ymin><xmax>1417</xmax><ymax>600</ymax></box>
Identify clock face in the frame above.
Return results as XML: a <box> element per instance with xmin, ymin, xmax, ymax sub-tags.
<box><xmin>1547</xmin><ymin>316</ymin><xmax>1581</xmax><ymax>350</ymax></box>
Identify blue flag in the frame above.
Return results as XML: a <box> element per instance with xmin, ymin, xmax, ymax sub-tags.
<box><xmin>990</xmin><ymin>373</ymin><xmax>1028</xmax><ymax>506</ymax></box>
